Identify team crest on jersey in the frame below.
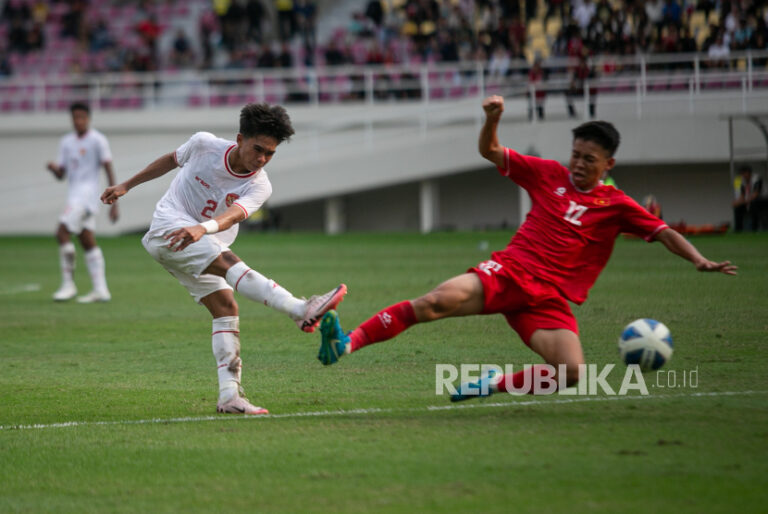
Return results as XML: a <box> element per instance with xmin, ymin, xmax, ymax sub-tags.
<box><xmin>554</xmin><ymin>187</ymin><xmax>566</xmax><ymax>196</ymax></box>
<box><xmin>225</xmin><ymin>193</ymin><xmax>240</xmax><ymax>207</ymax></box>
<box><xmin>593</xmin><ymin>198</ymin><xmax>611</xmax><ymax>206</ymax></box>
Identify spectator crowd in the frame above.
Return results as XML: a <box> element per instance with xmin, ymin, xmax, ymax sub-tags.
<box><xmin>0</xmin><ymin>0</ymin><xmax>766</xmax><ymax>79</ymax></box>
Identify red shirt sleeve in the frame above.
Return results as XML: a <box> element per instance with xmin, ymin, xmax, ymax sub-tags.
<box><xmin>497</xmin><ymin>147</ymin><xmax>561</xmax><ymax>191</ymax></box>
<box><xmin>619</xmin><ymin>195</ymin><xmax>669</xmax><ymax>241</ymax></box>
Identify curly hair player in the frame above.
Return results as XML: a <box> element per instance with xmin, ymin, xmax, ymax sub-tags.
<box><xmin>102</xmin><ymin>104</ymin><xmax>346</xmax><ymax>414</ymax></box>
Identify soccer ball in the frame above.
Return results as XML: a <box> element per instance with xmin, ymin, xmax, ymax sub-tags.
<box><xmin>618</xmin><ymin>319</ymin><xmax>674</xmax><ymax>372</ymax></box>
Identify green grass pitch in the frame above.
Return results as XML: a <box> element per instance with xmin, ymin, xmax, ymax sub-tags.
<box><xmin>1</xmin><ymin>231</ymin><xmax>767</xmax><ymax>513</ymax></box>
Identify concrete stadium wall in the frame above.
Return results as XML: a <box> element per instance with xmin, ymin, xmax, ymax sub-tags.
<box><xmin>0</xmin><ymin>98</ymin><xmax>761</xmax><ymax>235</ymax></box>
<box><xmin>272</xmin><ymin>161</ymin><xmax>732</xmax><ymax>232</ymax></box>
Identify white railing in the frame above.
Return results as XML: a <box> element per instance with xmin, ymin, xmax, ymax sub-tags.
<box><xmin>0</xmin><ymin>50</ymin><xmax>766</xmax><ymax>116</ymax></box>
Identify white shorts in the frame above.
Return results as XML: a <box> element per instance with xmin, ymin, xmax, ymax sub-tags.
<box><xmin>142</xmin><ymin>231</ymin><xmax>232</xmax><ymax>303</ymax></box>
<box><xmin>59</xmin><ymin>204</ymin><xmax>96</xmax><ymax>234</ymax></box>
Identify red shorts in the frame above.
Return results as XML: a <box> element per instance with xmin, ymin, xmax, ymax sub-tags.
<box><xmin>468</xmin><ymin>258</ymin><xmax>578</xmax><ymax>345</ymax></box>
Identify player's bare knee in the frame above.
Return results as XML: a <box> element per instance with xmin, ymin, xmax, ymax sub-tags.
<box><xmin>56</xmin><ymin>224</ymin><xmax>70</xmax><ymax>244</ymax></box>
<box><xmin>77</xmin><ymin>229</ymin><xmax>96</xmax><ymax>250</ymax></box>
<box><xmin>414</xmin><ymin>291</ymin><xmax>457</xmax><ymax>321</ymax></box>
<box><xmin>412</xmin><ymin>294</ymin><xmax>438</xmax><ymax>321</ymax></box>
<box><xmin>203</xmin><ymin>294</ymin><xmax>239</xmax><ymax>318</ymax></box>
<box><xmin>220</xmin><ymin>251</ymin><xmax>242</xmax><ymax>267</ymax></box>
<box><xmin>220</xmin><ymin>298</ymin><xmax>239</xmax><ymax>317</ymax></box>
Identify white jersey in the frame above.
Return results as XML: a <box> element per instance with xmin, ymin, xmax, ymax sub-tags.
<box><xmin>57</xmin><ymin>129</ymin><xmax>112</xmax><ymax>213</ymax></box>
<box><xmin>147</xmin><ymin>132</ymin><xmax>272</xmax><ymax>247</ymax></box>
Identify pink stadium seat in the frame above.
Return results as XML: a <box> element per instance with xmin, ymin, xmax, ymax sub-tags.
<box><xmin>615</xmin><ymin>80</ymin><xmax>635</xmax><ymax>93</ymax></box>
<box><xmin>122</xmin><ymin>5</ymin><xmax>138</xmax><ymax>19</ymax></box>
<box><xmin>226</xmin><ymin>94</ymin><xmax>244</xmax><ymax>105</ymax></box>
<box><xmin>317</xmin><ymin>75</ymin><xmax>332</xmax><ymax>101</ymax></box>
<box><xmin>426</xmin><ymin>70</ymin><xmax>444</xmax><ymax>99</ymax></box>
<box><xmin>263</xmin><ymin>77</ymin><xmax>285</xmax><ymax>103</ymax></box>
<box><xmin>50</xmin><ymin>2</ymin><xmax>69</xmax><ymax>17</ymax></box>
<box><xmin>703</xmin><ymin>78</ymin><xmax>723</xmax><ymax>89</ymax></box>
<box><xmin>668</xmin><ymin>77</ymin><xmax>688</xmax><ymax>91</ymax></box>
<box><xmin>56</xmin><ymin>98</ymin><xmax>70</xmax><ymax>110</ymax></box>
<box><xmin>350</xmin><ymin>40</ymin><xmax>368</xmax><ymax>65</ymax></box>
<box><xmin>156</xmin><ymin>4</ymin><xmax>172</xmax><ymax>18</ymax></box>
<box><xmin>485</xmin><ymin>84</ymin><xmax>502</xmax><ymax>95</ymax></box>
<box><xmin>49</xmin><ymin>39</ymin><xmax>68</xmax><ymax>52</ymax></box>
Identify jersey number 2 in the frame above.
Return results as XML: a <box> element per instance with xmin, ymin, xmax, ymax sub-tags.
<box><xmin>564</xmin><ymin>201</ymin><xmax>588</xmax><ymax>226</ymax></box>
<box><xmin>201</xmin><ymin>199</ymin><xmax>218</xmax><ymax>219</ymax></box>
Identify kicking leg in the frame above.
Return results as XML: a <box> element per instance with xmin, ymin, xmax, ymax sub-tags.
<box><xmin>317</xmin><ymin>273</ymin><xmax>485</xmax><ymax>365</ymax></box>
<box><xmin>200</xmin><ymin>289</ymin><xmax>268</xmax><ymax>415</ymax></box>
<box><xmin>205</xmin><ymin>251</ymin><xmax>346</xmax><ymax>333</ymax></box>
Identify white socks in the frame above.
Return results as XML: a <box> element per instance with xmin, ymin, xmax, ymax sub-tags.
<box><xmin>59</xmin><ymin>242</ymin><xmax>76</xmax><ymax>286</ymax></box>
<box><xmin>212</xmin><ymin>316</ymin><xmax>241</xmax><ymax>403</ymax></box>
<box><xmin>225</xmin><ymin>261</ymin><xmax>305</xmax><ymax>320</ymax></box>
<box><xmin>84</xmin><ymin>246</ymin><xmax>109</xmax><ymax>293</ymax></box>
<box><xmin>215</xmin><ymin>263</ymin><xmax>306</xmax><ymax>404</ymax></box>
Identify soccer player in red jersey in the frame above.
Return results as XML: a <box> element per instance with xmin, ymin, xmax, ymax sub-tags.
<box><xmin>316</xmin><ymin>95</ymin><xmax>737</xmax><ymax>400</ymax></box>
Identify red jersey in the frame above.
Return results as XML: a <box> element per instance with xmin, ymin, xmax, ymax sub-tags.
<box><xmin>493</xmin><ymin>147</ymin><xmax>668</xmax><ymax>305</ymax></box>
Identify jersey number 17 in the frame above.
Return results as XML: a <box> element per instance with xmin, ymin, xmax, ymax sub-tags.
<box><xmin>564</xmin><ymin>201</ymin><xmax>588</xmax><ymax>226</ymax></box>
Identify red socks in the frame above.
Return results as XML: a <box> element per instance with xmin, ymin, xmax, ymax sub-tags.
<box><xmin>495</xmin><ymin>364</ymin><xmax>556</xmax><ymax>395</ymax></box>
<box><xmin>349</xmin><ymin>300</ymin><xmax>417</xmax><ymax>352</ymax></box>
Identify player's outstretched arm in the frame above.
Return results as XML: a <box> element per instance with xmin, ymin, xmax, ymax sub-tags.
<box><xmin>101</xmin><ymin>152</ymin><xmax>177</xmax><ymax>205</ymax></box>
<box><xmin>655</xmin><ymin>228</ymin><xmax>738</xmax><ymax>275</ymax></box>
<box><xmin>46</xmin><ymin>162</ymin><xmax>65</xmax><ymax>180</ymax></box>
<box><xmin>164</xmin><ymin>204</ymin><xmax>247</xmax><ymax>252</ymax></box>
<box><xmin>103</xmin><ymin>161</ymin><xmax>120</xmax><ymax>223</ymax></box>
<box><xmin>478</xmin><ymin>95</ymin><xmax>506</xmax><ymax>169</ymax></box>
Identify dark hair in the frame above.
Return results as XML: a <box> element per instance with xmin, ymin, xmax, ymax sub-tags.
<box><xmin>239</xmin><ymin>103</ymin><xmax>295</xmax><ymax>143</ymax></box>
<box><xmin>738</xmin><ymin>164</ymin><xmax>752</xmax><ymax>174</ymax></box>
<box><xmin>572</xmin><ymin>121</ymin><xmax>620</xmax><ymax>157</ymax></box>
<box><xmin>70</xmin><ymin>102</ymin><xmax>90</xmax><ymax>115</ymax></box>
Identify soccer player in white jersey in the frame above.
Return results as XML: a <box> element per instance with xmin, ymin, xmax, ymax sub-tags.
<box><xmin>47</xmin><ymin>102</ymin><xmax>118</xmax><ymax>303</ymax></box>
<box><xmin>101</xmin><ymin>104</ymin><xmax>347</xmax><ymax>415</ymax></box>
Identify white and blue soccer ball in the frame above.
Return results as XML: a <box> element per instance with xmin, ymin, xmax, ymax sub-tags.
<box><xmin>618</xmin><ymin>319</ymin><xmax>674</xmax><ymax>372</ymax></box>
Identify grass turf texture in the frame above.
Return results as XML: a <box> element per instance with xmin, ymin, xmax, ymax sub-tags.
<box><xmin>0</xmin><ymin>232</ymin><xmax>766</xmax><ymax>513</ymax></box>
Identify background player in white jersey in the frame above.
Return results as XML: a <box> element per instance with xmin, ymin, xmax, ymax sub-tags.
<box><xmin>100</xmin><ymin>104</ymin><xmax>346</xmax><ymax>415</ymax></box>
<box><xmin>47</xmin><ymin>102</ymin><xmax>118</xmax><ymax>303</ymax></box>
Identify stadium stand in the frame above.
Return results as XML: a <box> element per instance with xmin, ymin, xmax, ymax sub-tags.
<box><xmin>0</xmin><ymin>0</ymin><xmax>766</xmax><ymax>112</ymax></box>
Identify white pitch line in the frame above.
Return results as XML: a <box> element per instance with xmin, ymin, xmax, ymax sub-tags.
<box><xmin>0</xmin><ymin>283</ymin><xmax>40</xmax><ymax>295</ymax></box>
<box><xmin>1</xmin><ymin>390</ymin><xmax>766</xmax><ymax>432</ymax></box>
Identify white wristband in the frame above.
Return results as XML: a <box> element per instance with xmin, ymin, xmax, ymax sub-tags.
<box><xmin>200</xmin><ymin>219</ymin><xmax>219</xmax><ymax>234</ymax></box>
